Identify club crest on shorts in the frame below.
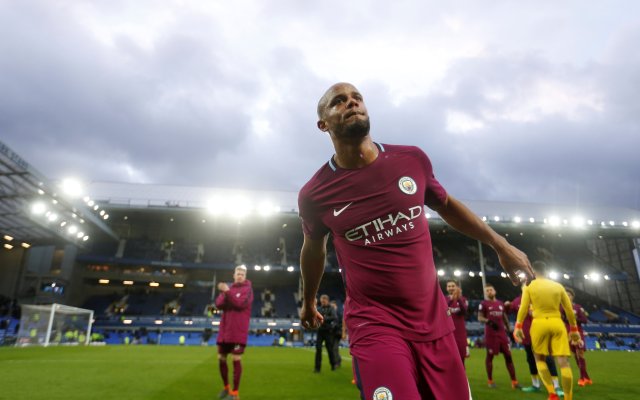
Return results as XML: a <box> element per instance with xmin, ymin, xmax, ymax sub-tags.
<box><xmin>398</xmin><ymin>176</ymin><xmax>417</xmax><ymax>195</ymax></box>
<box><xmin>373</xmin><ymin>387</ymin><xmax>393</xmax><ymax>400</ymax></box>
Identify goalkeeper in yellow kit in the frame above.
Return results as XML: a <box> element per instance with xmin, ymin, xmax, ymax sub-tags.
<box><xmin>514</xmin><ymin>262</ymin><xmax>582</xmax><ymax>400</ymax></box>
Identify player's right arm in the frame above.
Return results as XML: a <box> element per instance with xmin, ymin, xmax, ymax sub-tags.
<box><xmin>299</xmin><ymin>233</ymin><xmax>328</xmax><ymax>329</ymax></box>
<box><xmin>477</xmin><ymin>302</ymin><xmax>488</xmax><ymax>324</ymax></box>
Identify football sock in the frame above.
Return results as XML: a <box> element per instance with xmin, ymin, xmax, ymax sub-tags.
<box><xmin>485</xmin><ymin>354</ymin><xmax>494</xmax><ymax>380</ymax></box>
<box><xmin>535</xmin><ymin>360</ymin><xmax>555</xmax><ymax>394</ymax></box>
<box><xmin>578</xmin><ymin>356</ymin><xmax>590</xmax><ymax>380</ymax></box>
<box><xmin>560</xmin><ymin>367</ymin><xmax>573</xmax><ymax>400</ymax></box>
<box><xmin>219</xmin><ymin>360</ymin><xmax>229</xmax><ymax>387</ymax></box>
<box><xmin>531</xmin><ymin>374</ymin><xmax>540</xmax><ymax>388</ymax></box>
<box><xmin>233</xmin><ymin>359</ymin><xmax>242</xmax><ymax>391</ymax></box>
<box><xmin>505</xmin><ymin>355</ymin><xmax>517</xmax><ymax>381</ymax></box>
<box><xmin>552</xmin><ymin>376</ymin><xmax>560</xmax><ymax>389</ymax></box>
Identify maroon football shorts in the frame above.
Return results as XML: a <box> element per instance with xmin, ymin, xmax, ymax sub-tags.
<box><xmin>351</xmin><ymin>331</ymin><xmax>471</xmax><ymax>400</ymax></box>
<box><xmin>217</xmin><ymin>342</ymin><xmax>246</xmax><ymax>355</ymax></box>
<box><xmin>484</xmin><ymin>333</ymin><xmax>511</xmax><ymax>356</ymax></box>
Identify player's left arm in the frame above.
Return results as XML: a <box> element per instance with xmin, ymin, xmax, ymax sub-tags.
<box><xmin>433</xmin><ymin>195</ymin><xmax>534</xmax><ymax>285</ymax></box>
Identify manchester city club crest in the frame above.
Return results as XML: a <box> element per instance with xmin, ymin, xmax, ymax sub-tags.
<box><xmin>373</xmin><ymin>387</ymin><xmax>393</xmax><ymax>400</ymax></box>
<box><xmin>398</xmin><ymin>176</ymin><xmax>417</xmax><ymax>195</ymax></box>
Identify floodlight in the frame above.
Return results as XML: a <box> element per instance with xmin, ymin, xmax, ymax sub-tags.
<box><xmin>584</xmin><ymin>274</ymin><xmax>589</xmax><ymax>280</ymax></box>
<box><xmin>82</xmin><ymin>235</ymin><xmax>89</xmax><ymax>241</ymax></box>
<box><xmin>604</xmin><ymin>275</ymin><xmax>610</xmax><ymax>280</ymax></box>
<box><xmin>21</xmin><ymin>243</ymin><xmax>30</xmax><ymax>249</ymax></box>
<box><xmin>292</xmin><ymin>322</ymin><xmax>300</xmax><ymax>327</ymax></box>
<box><xmin>93</xmin><ymin>205</ymin><xmax>99</xmax><ymax>211</ymax></box>
<box><xmin>478</xmin><ymin>271</ymin><xmax>483</xmax><ymax>277</ymax></box>
<box><xmin>37</xmin><ymin>189</ymin><xmax>45</xmax><ymax>195</ymax></box>
<box><xmin>263</xmin><ymin>265</ymin><xmax>271</xmax><ymax>271</ymax></box>
<box><xmin>622</xmin><ymin>221</ymin><xmax>628</xmax><ymax>227</ymax></box>
<box><xmin>67</xmin><ymin>225</ymin><xmax>78</xmax><ymax>235</ymax></box>
<box><xmin>257</xmin><ymin>201</ymin><xmax>276</xmax><ymax>217</ymax></box>
<box><xmin>87</xmin><ymin>200</ymin><xmax>95</xmax><ymax>206</ymax></box>
<box><xmin>212</xmin><ymin>321</ymin><xmax>220</xmax><ymax>326</ymax></box>
<box><xmin>254</xmin><ymin>265</ymin><xmax>262</xmax><ymax>271</ymax></box>
<box><xmin>266</xmin><ymin>328</ymin><xmax>271</xmax><ymax>333</ymax></box>
<box><xmin>548</xmin><ymin>271</ymin><xmax>559</xmax><ymax>280</ymax></box>
<box><xmin>571</xmin><ymin>216</ymin><xmax>585</xmax><ymax>228</ymax></box>
<box><xmin>493</xmin><ymin>216</ymin><xmax>500</xmax><ymax>222</ymax></box>
<box><xmin>437</xmin><ymin>269</ymin><xmax>445</xmax><ymax>276</ymax></box>
<box><xmin>98</xmin><ymin>279</ymin><xmax>109</xmax><ymax>284</ymax></box>
<box><xmin>609</xmin><ymin>221</ymin><xmax>615</xmax><ymax>226</ymax></box>
<box><xmin>47</xmin><ymin>213</ymin><xmax>58</xmax><ymax>222</ymax></box>
<box><xmin>207</xmin><ymin>197</ymin><xmax>225</xmax><ymax>215</ymax></box>
<box><xmin>3</xmin><ymin>235</ymin><xmax>13</xmax><ymax>241</ymax></box>
<box><xmin>587</xmin><ymin>220</ymin><xmax>594</xmax><ymax>225</ymax></box>
<box><xmin>103</xmin><ymin>214</ymin><xmax>109</xmax><ymax>220</ymax></box>
<box><xmin>174</xmin><ymin>283</ymin><xmax>184</xmax><ymax>288</ymax></box>
<box><xmin>228</xmin><ymin>196</ymin><xmax>252</xmax><ymax>218</ymax></box>
<box><xmin>61</xmin><ymin>178</ymin><xmax>83</xmax><ymax>198</ymax></box>
<box><xmin>513</xmin><ymin>216</ymin><xmax>521</xmax><ymax>223</ymax></box>
<box><xmin>589</xmin><ymin>272</ymin><xmax>601</xmax><ymax>281</ymax></box>
<box><xmin>31</xmin><ymin>202</ymin><xmax>47</xmax><ymax>215</ymax></box>
<box><xmin>548</xmin><ymin>216</ymin><xmax>560</xmax><ymax>227</ymax></box>
<box><xmin>500</xmin><ymin>272</ymin><xmax>507</xmax><ymax>278</ymax></box>
<box><xmin>149</xmin><ymin>282</ymin><xmax>160</xmax><ymax>287</ymax></box>
<box><xmin>99</xmin><ymin>210</ymin><xmax>105</xmax><ymax>216</ymax></box>
<box><xmin>123</xmin><ymin>319</ymin><xmax>132</xmax><ymax>325</ymax></box>
<box><xmin>154</xmin><ymin>320</ymin><xmax>163</xmax><ymax>325</ymax></box>
<box><xmin>529</xmin><ymin>217</ymin><xmax>535</xmax><ymax>223</ymax></box>
<box><xmin>123</xmin><ymin>280</ymin><xmax>134</xmax><ymax>285</ymax></box>
<box><xmin>287</xmin><ymin>266</ymin><xmax>294</xmax><ymax>272</ymax></box>
<box><xmin>481</xmin><ymin>216</ymin><xmax>487</xmax><ymax>222</ymax></box>
<box><xmin>563</xmin><ymin>273</ymin><xmax>570</xmax><ymax>280</ymax></box>
<box><xmin>469</xmin><ymin>271</ymin><xmax>476</xmax><ymax>277</ymax></box>
<box><xmin>453</xmin><ymin>269</ymin><xmax>461</xmax><ymax>277</ymax></box>
<box><xmin>76</xmin><ymin>231</ymin><xmax>84</xmax><ymax>238</ymax></box>
<box><xmin>289</xmin><ymin>328</ymin><xmax>294</xmax><ymax>333</ymax></box>
<box><xmin>83</xmin><ymin>196</ymin><xmax>90</xmax><ymax>202</ymax></box>
<box><xmin>4</xmin><ymin>244</ymin><xmax>13</xmax><ymax>250</ymax></box>
<box><xmin>632</xmin><ymin>221</ymin><xmax>640</xmax><ymax>229</ymax></box>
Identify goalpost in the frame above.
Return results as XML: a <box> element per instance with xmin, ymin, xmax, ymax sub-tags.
<box><xmin>16</xmin><ymin>304</ymin><xmax>94</xmax><ymax>347</ymax></box>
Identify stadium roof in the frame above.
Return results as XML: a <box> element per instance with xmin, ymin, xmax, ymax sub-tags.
<box><xmin>87</xmin><ymin>181</ymin><xmax>640</xmax><ymax>233</ymax></box>
<box><xmin>0</xmin><ymin>140</ymin><xmax>118</xmax><ymax>246</ymax></box>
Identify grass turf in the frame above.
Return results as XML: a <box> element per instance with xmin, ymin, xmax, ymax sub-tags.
<box><xmin>0</xmin><ymin>345</ymin><xmax>639</xmax><ymax>399</ymax></box>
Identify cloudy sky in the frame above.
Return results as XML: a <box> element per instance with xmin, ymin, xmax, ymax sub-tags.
<box><xmin>1</xmin><ymin>0</ymin><xmax>639</xmax><ymax>210</ymax></box>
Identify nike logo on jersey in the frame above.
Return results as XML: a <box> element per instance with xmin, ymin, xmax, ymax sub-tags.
<box><xmin>333</xmin><ymin>202</ymin><xmax>353</xmax><ymax>217</ymax></box>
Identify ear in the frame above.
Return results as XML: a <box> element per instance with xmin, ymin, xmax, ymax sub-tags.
<box><xmin>317</xmin><ymin>119</ymin><xmax>328</xmax><ymax>132</ymax></box>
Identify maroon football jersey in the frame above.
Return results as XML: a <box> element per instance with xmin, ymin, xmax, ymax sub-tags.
<box><xmin>479</xmin><ymin>299</ymin><xmax>507</xmax><ymax>338</ymax></box>
<box><xmin>298</xmin><ymin>143</ymin><xmax>453</xmax><ymax>345</ymax></box>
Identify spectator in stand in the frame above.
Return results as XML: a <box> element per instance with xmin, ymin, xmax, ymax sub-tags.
<box><xmin>215</xmin><ymin>265</ymin><xmax>254</xmax><ymax>400</ymax></box>
<box><xmin>564</xmin><ymin>288</ymin><xmax>592</xmax><ymax>386</ymax></box>
<box><xmin>445</xmin><ymin>279</ymin><xmax>469</xmax><ymax>365</ymax></box>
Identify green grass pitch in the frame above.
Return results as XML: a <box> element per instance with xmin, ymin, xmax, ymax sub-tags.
<box><xmin>1</xmin><ymin>345</ymin><xmax>639</xmax><ymax>399</ymax></box>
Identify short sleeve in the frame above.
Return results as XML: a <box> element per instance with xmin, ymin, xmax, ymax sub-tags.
<box><xmin>298</xmin><ymin>189</ymin><xmax>329</xmax><ymax>239</ymax></box>
<box><xmin>417</xmin><ymin>148</ymin><xmax>448</xmax><ymax>209</ymax></box>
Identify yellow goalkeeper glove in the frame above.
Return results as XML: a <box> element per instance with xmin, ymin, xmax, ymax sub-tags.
<box><xmin>513</xmin><ymin>322</ymin><xmax>524</xmax><ymax>344</ymax></box>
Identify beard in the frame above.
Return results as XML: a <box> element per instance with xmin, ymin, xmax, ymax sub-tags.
<box><xmin>337</xmin><ymin>116</ymin><xmax>370</xmax><ymax>139</ymax></box>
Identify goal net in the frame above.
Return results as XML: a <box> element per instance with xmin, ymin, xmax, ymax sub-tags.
<box><xmin>16</xmin><ymin>304</ymin><xmax>94</xmax><ymax>347</ymax></box>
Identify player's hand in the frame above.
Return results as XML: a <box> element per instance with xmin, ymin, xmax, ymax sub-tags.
<box><xmin>495</xmin><ymin>243</ymin><xmax>535</xmax><ymax>286</ymax></box>
<box><xmin>454</xmin><ymin>287</ymin><xmax>462</xmax><ymax>299</ymax></box>
<box><xmin>300</xmin><ymin>303</ymin><xmax>324</xmax><ymax>330</ymax></box>
<box><xmin>217</xmin><ymin>282</ymin><xmax>230</xmax><ymax>292</ymax></box>
<box><xmin>513</xmin><ymin>327</ymin><xmax>525</xmax><ymax>344</ymax></box>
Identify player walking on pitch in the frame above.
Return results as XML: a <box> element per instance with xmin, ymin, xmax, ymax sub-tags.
<box><xmin>215</xmin><ymin>265</ymin><xmax>254</xmax><ymax>400</ymax></box>
<box><xmin>298</xmin><ymin>82</ymin><xmax>534</xmax><ymax>399</ymax></box>
<box><xmin>478</xmin><ymin>284</ymin><xmax>521</xmax><ymax>389</ymax></box>
<box><xmin>514</xmin><ymin>262</ymin><xmax>582</xmax><ymax>400</ymax></box>
<box><xmin>564</xmin><ymin>287</ymin><xmax>592</xmax><ymax>386</ymax></box>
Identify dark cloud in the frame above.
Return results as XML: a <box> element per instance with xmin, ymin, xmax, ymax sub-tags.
<box><xmin>0</xmin><ymin>1</ymin><xmax>638</xmax><ymax>211</ymax></box>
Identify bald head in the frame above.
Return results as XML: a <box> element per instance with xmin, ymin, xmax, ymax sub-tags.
<box><xmin>317</xmin><ymin>82</ymin><xmax>358</xmax><ymax>118</ymax></box>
